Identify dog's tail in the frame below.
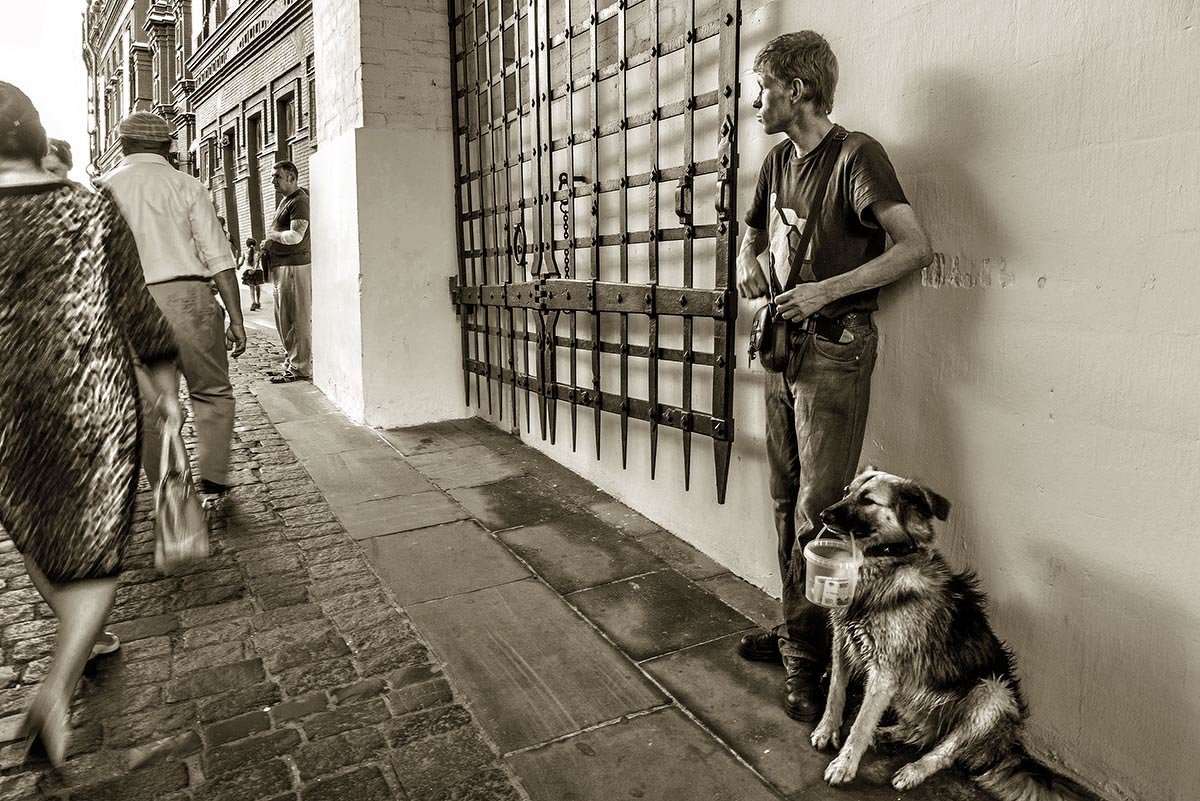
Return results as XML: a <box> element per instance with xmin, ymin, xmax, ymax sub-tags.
<box><xmin>974</xmin><ymin>749</ymin><xmax>1087</xmax><ymax>801</ymax></box>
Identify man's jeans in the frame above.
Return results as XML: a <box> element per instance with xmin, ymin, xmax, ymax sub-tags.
<box><xmin>764</xmin><ymin>313</ymin><xmax>877</xmax><ymax>667</ymax></box>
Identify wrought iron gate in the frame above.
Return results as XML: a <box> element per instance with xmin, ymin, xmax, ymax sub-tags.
<box><xmin>447</xmin><ymin>0</ymin><xmax>741</xmax><ymax>502</ymax></box>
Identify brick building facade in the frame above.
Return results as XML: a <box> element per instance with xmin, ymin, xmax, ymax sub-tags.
<box><xmin>84</xmin><ymin>0</ymin><xmax>315</xmax><ymax>250</ymax></box>
<box><xmin>83</xmin><ymin>0</ymin><xmax>155</xmax><ymax>175</ymax></box>
<box><xmin>186</xmin><ymin>0</ymin><xmax>315</xmax><ymax>250</ymax></box>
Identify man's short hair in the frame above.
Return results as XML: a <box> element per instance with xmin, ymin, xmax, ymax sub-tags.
<box><xmin>753</xmin><ymin>31</ymin><xmax>839</xmax><ymax>114</ymax></box>
<box><xmin>273</xmin><ymin>160</ymin><xmax>299</xmax><ymax>180</ymax></box>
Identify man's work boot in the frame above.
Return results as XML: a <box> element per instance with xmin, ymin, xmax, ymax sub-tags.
<box><xmin>736</xmin><ymin>628</ymin><xmax>783</xmax><ymax>664</ymax></box>
<box><xmin>783</xmin><ymin>656</ymin><xmax>825</xmax><ymax>721</ymax></box>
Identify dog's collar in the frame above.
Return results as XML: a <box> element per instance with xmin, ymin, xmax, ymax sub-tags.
<box><xmin>862</xmin><ymin>540</ymin><xmax>921</xmax><ymax>558</ymax></box>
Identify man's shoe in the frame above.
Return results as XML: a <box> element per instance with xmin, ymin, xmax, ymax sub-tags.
<box><xmin>783</xmin><ymin>658</ymin><xmax>825</xmax><ymax>722</ymax></box>
<box><xmin>269</xmin><ymin>372</ymin><xmax>307</xmax><ymax>384</ymax></box>
<box><xmin>199</xmin><ymin>479</ymin><xmax>229</xmax><ymax>495</ymax></box>
<box><xmin>736</xmin><ymin>630</ymin><xmax>783</xmax><ymax>664</ymax></box>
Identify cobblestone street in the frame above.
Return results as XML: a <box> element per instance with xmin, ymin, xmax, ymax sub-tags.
<box><xmin>0</xmin><ymin>330</ymin><xmax>997</xmax><ymax>800</ymax></box>
<box><xmin>0</xmin><ymin>333</ymin><xmax>523</xmax><ymax>801</ymax></box>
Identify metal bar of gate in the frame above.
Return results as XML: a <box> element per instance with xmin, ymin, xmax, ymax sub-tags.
<box><xmin>647</xmin><ymin>0</ymin><xmax>661</xmax><ymax>477</ymax></box>
<box><xmin>484</xmin><ymin>0</ymin><xmax>503</xmax><ymax>423</ymax></box>
<box><xmin>711</xmin><ymin>0</ymin><xmax>740</xmax><ymax>503</ymax></box>
<box><xmin>516</xmin><ymin>0</ymin><xmax>532</xmax><ymax>432</ymax></box>
<box><xmin>564</xmin><ymin>0</ymin><xmax>579</xmax><ymax>452</ymax></box>
<box><xmin>475</xmin><ymin>4</ymin><xmax>496</xmax><ymax>416</ymax></box>
<box><xmin>588</xmin><ymin>0</ymin><xmax>602</xmax><ymax>459</ymax></box>
<box><xmin>500</xmin><ymin>0</ymin><xmax>519</xmax><ymax>427</ymax></box>
<box><xmin>448</xmin><ymin>0</ymin><xmax>472</xmax><ymax>407</ymax></box>
<box><xmin>681</xmin><ymin>0</ymin><xmax>696</xmax><ymax>490</ymax></box>
<box><xmin>617</xmin><ymin>0</ymin><xmax>630</xmax><ymax>467</ymax></box>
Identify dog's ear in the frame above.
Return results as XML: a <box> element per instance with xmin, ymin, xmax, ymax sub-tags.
<box><xmin>859</xmin><ymin>464</ymin><xmax>876</xmax><ymax>475</ymax></box>
<box><xmin>900</xmin><ymin>481</ymin><xmax>952</xmax><ymax>522</ymax></box>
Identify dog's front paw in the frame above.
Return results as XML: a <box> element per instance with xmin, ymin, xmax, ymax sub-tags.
<box><xmin>824</xmin><ymin>752</ymin><xmax>859</xmax><ymax>786</ymax></box>
<box><xmin>892</xmin><ymin>761</ymin><xmax>931</xmax><ymax>791</ymax></box>
<box><xmin>810</xmin><ymin>718</ymin><xmax>841</xmax><ymax>751</ymax></box>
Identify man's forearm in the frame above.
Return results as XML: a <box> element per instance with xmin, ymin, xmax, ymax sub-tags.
<box><xmin>211</xmin><ymin>269</ymin><xmax>245</xmax><ymax>326</ymax></box>
<box><xmin>807</xmin><ymin>239</ymin><xmax>933</xmax><ymax>310</ymax></box>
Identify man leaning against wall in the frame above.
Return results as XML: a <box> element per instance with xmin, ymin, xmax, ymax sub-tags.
<box><xmin>262</xmin><ymin>160</ymin><xmax>312</xmax><ymax>384</ymax></box>
<box><xmin>99</xmin><ymin>112</ymin><xmax>247</xmax><ymax>499</ymax></box>
<box><xmin>734</xmin><ymin>32</ymin><xmax>934</xmax><ymax>721</ymax></box>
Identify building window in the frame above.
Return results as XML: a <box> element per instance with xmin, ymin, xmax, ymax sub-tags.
<box><xmin>275</xmin><ymin>93</ymin><xmax>294</xmax><ymax>163</ymax></box>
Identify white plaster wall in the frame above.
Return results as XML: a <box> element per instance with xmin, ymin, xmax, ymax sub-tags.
<box><xmin>356</xmin><ymin>126</ymin><xmax>468</xmax><ymax>426</ymax></box>
<box><xmin>311</xmin><ymin>0</ymin><xmax>465</xmax><ymax>427</ymax></box>
<box><xmin>308</xmin><ymin>129</ymin><xmax>366</xmax><ymax>420</ymax></box>
<box><xmin>481</xmin><ymin>2</ymin><xmax>1200</xmax><ymax>799</ymax></box>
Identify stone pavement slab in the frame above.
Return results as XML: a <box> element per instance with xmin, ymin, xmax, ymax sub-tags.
<box><xmin>335</xmin><ymin>491</ymin><xmax>470</xmax><ymax>540</ymax></box>
<box><xmin>364</xmin><ymin>520</ymin><xmax>531</xmax><ymax>605</ymax></box>
<box><xmin>497</xmin><ymin>513</ymin><xmax>668</xmax><ymax>594</ymax></box>
<box><xmin>406</xmin><ymin>579</ymin><xmax>667</xmax><ymax>753</ymax></box>
<box><xmin>507</xmin><ymin>707</ymin><xmax>780</xmax><ymax>801</ymax></box>
<box><xmin>568</xmin><ymin>569</ymin><xmax>755</xmax><ymax>661</ymax></box>
<box><xmin>405</xmin><ymin>445</ymin><xmax>526</xmax><ymax>490</ymax></box>
<box><xmin>302</xmin><ymin>447</ymin><xmax>436</xmax><ymax>508</ymax></box>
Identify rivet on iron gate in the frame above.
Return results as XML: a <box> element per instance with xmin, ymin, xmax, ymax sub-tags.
<box><xmin>716</xmin><ymin>355</ymin><xmax>726</xmax><ymax>367</ymax></box>
<box><xmin>679</xmin><ymin>295</ymin><xmax>688</xmax><ymax>306</ymax></box>
<box><xmin>617</xmin><ymin>293</ymin><xmax>624</xmax><ymax>303</ymax></box>
<box><xmin>725</xmin><ymin>13</ymin><xmax>734</xmax><ymax>25</ymax></box>
<box><xmin>589</xmin><ymin>13</ymin><xmax>596</xmax><ymax>24</ymax></box>
<box><xmin>621</xmin><ymin>344</ymin><xmax>629</xmax><ymax>354</ymax></box>
<box><xmin>686</xmin><ymin>29</ymin><xmax>694</xmax><ymax>42</ymax></box>
<box><xmin>644</xmin><ymin>293</ymin><xmax>652</xmax><ymax>305</ymax></box>
<box><xmin>723</xmin><ymin>85</ymin><xmax>733</xmax><ymax>98</ymax></box>
<box><xmin>650</xmin><ymin>46</ymin><xmax>658</xmax><ymax>56</ymax></box>
<box><xmin>618</xmin><ymin>59</ymin><xmax>626</xmax><ymax>71</ymax></box>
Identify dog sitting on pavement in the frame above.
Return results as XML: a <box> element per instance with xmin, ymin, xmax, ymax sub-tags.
<box><xmin>809</xmin><ymin>467</ymin><xmax>1077</xmax><ymax>801</ymax></box>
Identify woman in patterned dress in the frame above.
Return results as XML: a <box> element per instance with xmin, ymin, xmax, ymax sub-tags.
<box><xmin>0</xmin><ymin>83</ymin><xmax>184</xmax><ymax>765</ymax></box>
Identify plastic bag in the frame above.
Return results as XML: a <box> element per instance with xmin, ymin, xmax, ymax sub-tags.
<box><xmin>154</xmin><ymin>430</ymin><xmax>210</xmax><ymax>574</ymax></box>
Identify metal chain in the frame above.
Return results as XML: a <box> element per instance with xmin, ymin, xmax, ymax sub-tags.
<box><xmin>558</xmin><ymin>171</ymin><xmax>571</xmax><ymax>278</ymax></box>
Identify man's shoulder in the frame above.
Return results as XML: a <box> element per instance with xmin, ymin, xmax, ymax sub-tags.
<box><xmin>839</xmin><ymin>130</ymin><xmax>890</xmax><ymax>158</ymax></box>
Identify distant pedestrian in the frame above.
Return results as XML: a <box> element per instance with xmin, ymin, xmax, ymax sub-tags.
<box><xmin>42</xmin><ymin>138</ymin><xmax>72</xmax><ymax>180</ymax></box>
<box><xmin>240</xmin><ymin>237</ymin><xmax>264</xmax><ymax>310</ymax></box>
<box><xmin>98</xmin><ymin>111</ymin><xmax>246</xmax><ymax>498</ymax></box>
<box><xmin>262</xmin><ymin>160</ymin><xmax>311</xmax><ymax>383</ymax></box>
<box><xmin>0</xmin><ymin>82</ymin><xmax>183</xmax><ymax>765</ymax></box>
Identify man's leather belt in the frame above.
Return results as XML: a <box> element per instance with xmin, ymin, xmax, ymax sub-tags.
<box><xmin>151</xmin><ymin>275</ymin><xmax>210</xmax><ymax>285</ymax></box>
<box><xmin>797</xmin><ymin>311</ymin><xmax>871</xmax><ymax>341</ymax></box>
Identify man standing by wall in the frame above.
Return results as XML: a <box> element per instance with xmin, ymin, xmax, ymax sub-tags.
<box><xmin>734</xmin><ymin>32</ymin><xmax>933</xmax><ymax>721</ymax></box>
<box><xmin>262</xmin><ymin>160</ymin><xmax>312</xmax><ymax>384</ymax></box>
<box><xmin>100</xmin><ymin>112</ymin><xmax>247</xmax><ymax>496</ymax></box>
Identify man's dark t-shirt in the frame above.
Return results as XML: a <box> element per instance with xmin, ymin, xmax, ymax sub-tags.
<box><xmin>268</xmin><ymin>188</ymin><xmax>311</xmax><ymax>267</ymax></box>
<box><xmin>745</xmin><ymin>127</ymin><xmax>907</xmax><ymax>317</ymax></box>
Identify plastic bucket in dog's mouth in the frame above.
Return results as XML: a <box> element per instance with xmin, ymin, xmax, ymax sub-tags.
<box><xmin>803</xmin><ymin>538</ymin><xmax>863</xmax><ymax>608</ymax></box>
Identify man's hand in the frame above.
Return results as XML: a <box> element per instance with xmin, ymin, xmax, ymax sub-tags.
<box><xmin>775</xmin><ymin>283</ymin><xmax>829</xmax><ymax>321</ymax></box>
<box><xmin>226</xmin><ymin>322</ymin><xmax>247</xmax><ymax>358</ymax></box>
<box><xmin>737</xmin><ymin>254</ymin><xmax>771</xmax><ymax>299</ymax></box>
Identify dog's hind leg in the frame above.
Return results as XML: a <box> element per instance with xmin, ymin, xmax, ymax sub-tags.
<box><xmin>823</xmin><ymin>667</ymin><xmax>897</xmax><ymax>786</ymax></box>
<box><xmin>810</xmin><ymin>627</ymin><xmax>849</xmax><ymax>751</ymax></box>
<box><xmin>892</xmin><ymin>730</ymin><xmax>961</xmax><ymax>790</ymax></box>
<box><xmin>893</xmin><ymin>678</ymin><xmax>1023</xmax><ymax>792</ymax></box>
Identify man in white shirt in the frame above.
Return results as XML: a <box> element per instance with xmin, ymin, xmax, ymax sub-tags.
<box><xmin>100</xmin><ymin>112</ymin><xmax>246</xmax><ymax>496</ymax></box>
